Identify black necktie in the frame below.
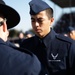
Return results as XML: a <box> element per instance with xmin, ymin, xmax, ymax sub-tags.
<box><xmin>39</xmin><ymin>40</ymin><xmax>52</xmax><ymax>75</ymax></box>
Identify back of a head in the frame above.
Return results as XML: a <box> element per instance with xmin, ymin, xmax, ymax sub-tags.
<box><xmin>0</xmin><ymin>0</ymin><xmax>20</xmax><ymax>29</ymax></box>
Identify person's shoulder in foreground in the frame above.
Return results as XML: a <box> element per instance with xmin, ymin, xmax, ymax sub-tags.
<box><xmin>0</xmin><ymin>0</ymin><xmax>41</xmax><ymax>75</ymax></box>
<box><xmin>0</xmin><ymin>38</ymin><xmax>41</xmax><ymax>75</ymax></box>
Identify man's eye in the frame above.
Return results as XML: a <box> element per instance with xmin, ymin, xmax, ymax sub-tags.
<box><xmin>38</xmin><ymin>20</ymin><xmax>43</xmax><ymax>23</ymax></box>
<box><xmin>0</xmin><ymin>22</ymin><xmax>4</xmax><ymax>26</ymax></box>
<box><xmin>31</xmin><ymin>19</ymin><xmax>35</xmax><ymax>22</ymax></box>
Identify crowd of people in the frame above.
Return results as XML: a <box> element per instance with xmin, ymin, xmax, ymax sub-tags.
<box><xmin>9</xmin><ymin>31</ymin><xmax>34</xmax><ymax>47</ymax></box>
<box><xmin>0</xmin><ymin>0</ymin><xmax>75</xmax><ymax>75</ymax></box>
<box><xmin>53</xmin><ymin>12</ymin><xmax>75</xmax><ymax>34</ymax></box>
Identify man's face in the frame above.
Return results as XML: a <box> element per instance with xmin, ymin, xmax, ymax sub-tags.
<box><xmin>19</xmin><ymin>33</ymin><xmax>24</xmax><ymax>39</ymax></box>
<box><xmin>70</xmin><ymin>30</ymin><xmax>75</xmax><ymax>40</ymax></box>
<box><xmin>31</xmin><ymin>10</ymin><xmax>54</xmax><ymax>38</ymax></box>
<box><xmin>0</xmin><ymin>14</ymin><xmax>9</xmax><ymax>41</ymax></box>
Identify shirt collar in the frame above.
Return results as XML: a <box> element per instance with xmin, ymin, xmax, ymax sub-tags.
<box><xmin>44</xmin><ymin>29</ymin><xmax>57</xmax><ymax>47</ymax></box>
<box><xmin>36</xmin><ymin>29</ymin><xmax>57</xmax><ymax>48</ymax></box>
<box><xmin>0</xmin><ymin>38</ymin><xmax>7</xmax><ymax>45</ymax></box>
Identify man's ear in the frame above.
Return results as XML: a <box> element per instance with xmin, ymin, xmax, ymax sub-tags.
<box><xmin>50</xmin><ymin>17</ymin><xmax>54</xmax><ymax>25</ymax></box>
<box><xmin>51</xmin><ymin>18</ymin><xmax>54</xmax><ymax>22</ymax></box>
<box><xmin>3</xmin><ymin>23</ymin><xmax>7</xmax><ymax>32</ymax></box>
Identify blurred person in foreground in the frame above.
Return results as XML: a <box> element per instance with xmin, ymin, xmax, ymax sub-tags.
<box><xmin>20</xmin><ymin>0</ymin><xmax>75</xmax><ymax>75</ymax></box>
<box><xmin>64</xmin><ymin>26</ymin><xmax>75</xmax><ymax>40</ymax></box>
<box><xmin>0</xmin><ymin>0</ymin><xmax>41</xmax><ymax>75</ymax></box>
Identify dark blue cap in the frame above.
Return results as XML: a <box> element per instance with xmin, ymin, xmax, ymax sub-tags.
<box><xmin>29</xmin><ymin>0</ymin><xmax>52</xmax><ymax>15</ymax></box>
<box><xmin>67</xmin><ymin>26</ymin><xmax>75</xmax><ymax>32</ymax></box>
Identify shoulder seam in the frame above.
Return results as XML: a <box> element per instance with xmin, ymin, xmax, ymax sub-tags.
<box><xmin>56</xmin><ymin>34</ymin><xmax>72</xmax><ymax>44</ymax></box>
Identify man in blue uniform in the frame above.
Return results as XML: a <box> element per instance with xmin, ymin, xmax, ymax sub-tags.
<box><xmin>20</xmin><ymin>0</ymin><xmax>75</xmax><ymax>75</ymax></box>
<box><xmin>64</xmin><ymin>26</ymin><xmax>75</xmax><ymax>40</ymax></box>
<box><xmin>0</xmin><ymin>0</ymin><xmax>41</xmax><ymax>75</ymax></box>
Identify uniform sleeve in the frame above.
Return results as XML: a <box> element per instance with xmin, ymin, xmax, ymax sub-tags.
<box><xmin>27</xmin><ymin>54</ymin><xmax>41</xmax><ymax>75</ymax></box>
<box><xmin>69</xmin><ymin>41</ymin><xmax>75</xmax><ymax>74</ymax></box>
<box><xmin>9</xmin><ymin>49</ymin><xmax>41</xmax><ymax>75</ymax></box>
<box><xmin>0</xmin><ymin>43</ymin><xmax>41</xmax><ymax>75</ymax></box>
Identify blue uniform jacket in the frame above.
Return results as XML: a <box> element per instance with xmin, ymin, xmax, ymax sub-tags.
<box><xmin>0</xmin><ymin>38</ymin><xmax>41</xmax><ymax>75</ymax></box>
<box><xmin>20</xmin><ymin>29</ymin><xmax>75</xmax><ymax>75</ymax></box>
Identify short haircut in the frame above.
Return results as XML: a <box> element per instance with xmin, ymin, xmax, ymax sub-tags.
<box><xmin>45</xmin><ymin>8</ymin><xmax>53</xmax><ymax>19</ymax></box>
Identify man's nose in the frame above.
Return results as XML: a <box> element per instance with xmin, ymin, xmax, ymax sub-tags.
<box><xmin>35</xmin><ymin>22</ymin><xmax>39</xmax><ymax>26</ymax></box>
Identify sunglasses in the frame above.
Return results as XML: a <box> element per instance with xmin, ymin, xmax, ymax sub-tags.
<box><xmin>0</xmin><ymin>18</ymin><xmax>7</xmax><ymax>26</ymax></box>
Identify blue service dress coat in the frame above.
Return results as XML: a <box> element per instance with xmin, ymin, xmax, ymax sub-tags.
<box><xmin>20</xmin><ymin>29</ymin><xmax>75</xmax><ymax>75</ymax></box>
<box><xmin>0</xmin><ymin>38</ymin><xmax>41</xmax><ymax>75</ymax></box>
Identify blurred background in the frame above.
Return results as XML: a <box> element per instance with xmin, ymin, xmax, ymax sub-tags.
<box><xmin>3</xmin><ymin>0</ymin><xmax>75</xmax><ymax>41</ymax></box>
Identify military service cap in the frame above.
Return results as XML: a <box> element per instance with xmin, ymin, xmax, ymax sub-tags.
<box><xmin>29</xmin><ymin>0</ymin><xmax>52</xmax><ymax>15</ymax></box>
